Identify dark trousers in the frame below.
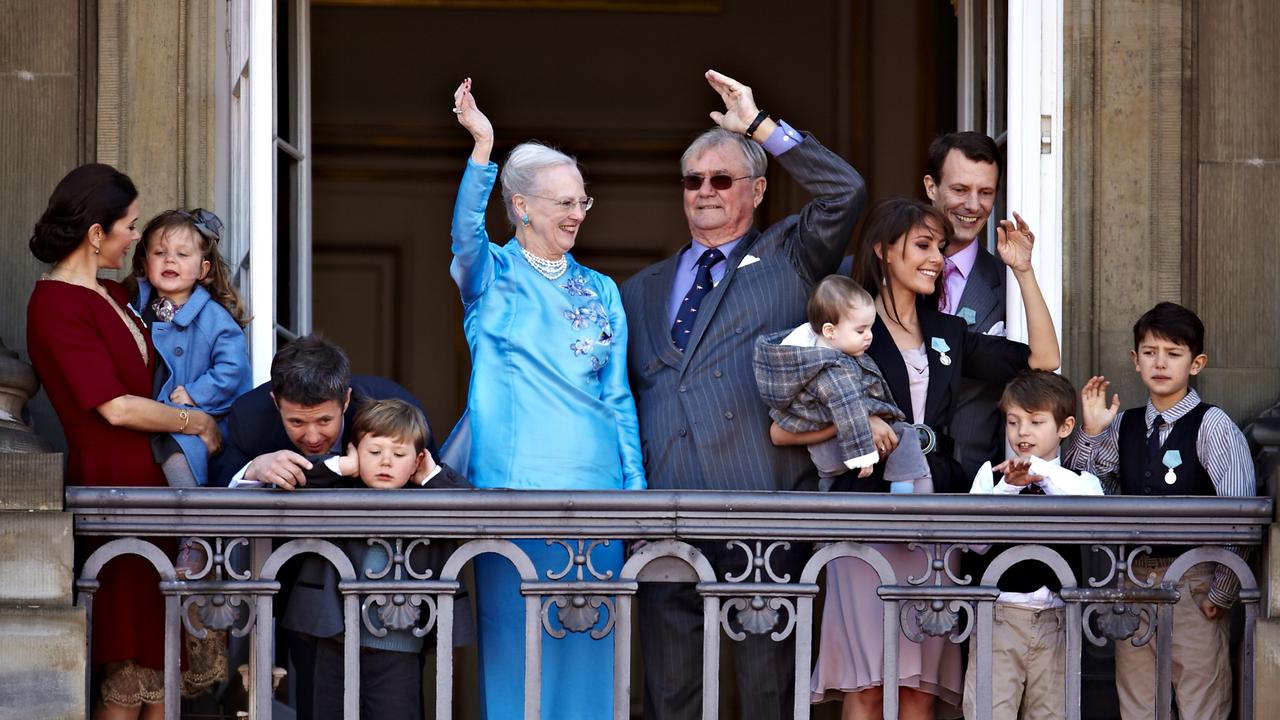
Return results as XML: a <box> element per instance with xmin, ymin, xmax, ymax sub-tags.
<box><xmin>312</xmin><ymin>637</ymin><xmax>422</xmax><ymax>720</ymax></box>
<box><xmin>638</xmin><ymin>540</ymin><xmax>810</xmax><ymax>720</ymax></box>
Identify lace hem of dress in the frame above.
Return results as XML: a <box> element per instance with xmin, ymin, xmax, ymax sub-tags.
<box><xmin>98</xmin><ymin>631</ymin><xmax>228</xmax><ymax>707</ymax></box>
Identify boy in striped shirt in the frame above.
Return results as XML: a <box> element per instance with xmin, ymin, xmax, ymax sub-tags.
<box><xmin>1064</xmin><ymin>301</ymin><xmax>1254</xmax><ymax>720</ymax></box>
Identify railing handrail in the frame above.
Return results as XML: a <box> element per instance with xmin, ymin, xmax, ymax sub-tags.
<box><xmin>66</xmin><ymin>487</ymin><xmax>1273</xmax><ymax>544</ymax></box>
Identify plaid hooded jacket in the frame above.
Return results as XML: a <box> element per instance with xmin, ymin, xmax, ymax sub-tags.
<box><xmin>753</xmin><ymin>326</ymin><xmax>904</xmax><ymax>478</ymax></box>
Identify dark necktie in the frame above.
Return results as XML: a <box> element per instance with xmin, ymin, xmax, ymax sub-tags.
<box><xmin>671</xmin><ymin>247</ymin><xmax>724</xmax><ymax>351</ymax></box>
<box><xmin>1147</xmin><ymin>414</ymin><xmax>1166</xmax><ymax>465</ymax></box>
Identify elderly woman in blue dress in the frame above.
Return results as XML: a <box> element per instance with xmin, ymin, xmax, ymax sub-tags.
<box><xmin>445</xmin><ymin>78</ymin><xmax>646</xmax><ymax>719</ymax></box>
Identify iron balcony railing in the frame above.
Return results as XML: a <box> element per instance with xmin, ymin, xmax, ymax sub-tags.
<box><xmin>66</xmin><ymin>487</ymin><xmax>1273</xmax><ymax>720</ymax></box>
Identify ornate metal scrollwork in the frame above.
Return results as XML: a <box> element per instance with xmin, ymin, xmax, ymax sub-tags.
<box><xmin>546</xmin><ymin>538</ymin><xmax>615</xmax><ymax>581</ymax></box>
<box><xmin>364</xmin><ymin>537</ymin><xmax>435</xmax><ymax>581</ymax></box>
<box><xmin>1088</xmin><ymin>544</ymin><xmax>1155</xmax><ymax>588</ymax></box>
<box><xmin>541</xmin><ymin>594</ymin><xmax>615</xmax><ymax>640</ymax></box>
<box><xmin>1083</xmin><ymin>602</ymin><xmax>1157</xmax><ymax>648</ymax></box>
<box><xmin>899</xmin><ymin>598</ymin><xmax>974</xmax><ymax>643</ymax></box>
<box><xmin>179</xmin><ymin>537</ymin><xmax>255</xmax><ymax>637</ymax></box>
<box><xmin>360</xmin><ymin>537</ymin><xmax>441</xmax><ymax>638</ymax></box>
<box><xmin>895</xmin><ymin>543</ymin><xmax>974</xmax><ymax>644</ymax></box>
<box><xmin>724</xmin><ymin>540</ymin><xmax>792</xmax><ymax>584</ymax></box>
<box><xmin>362</xmin><ymin>592</ymin><xmax>438</xmax><ymax>638</ymax></box>
<box><xmin>540</xmin><ymin>539</ymin><xmax>617</xmax><ymax>638</ymax></box>
<box><xmin>716</xmin><ymin>540</ymin><xmax>797</xmax><ymax>641</ymax></box>
<box><xmin>906</xmin><ymin>542</ymin><xmax>971</xmax><ymax>586</ymax></box>
<box><xmin>180</xmin><ymin>536</ymin><xmax>251</xmax><ymax>582</ymax></box>
<box><xmin>1081</xmin><ymin>544</ymin><xmax>1162</xmax><ymax>648</ymax></box>
<box><xmin>719</xmin><ymin>596</ymin><xmax>797</xmax><ymax>642</ymax></box>
<box><xmin>182</xmin><ymin>593</ymin><xmax>256</xmax><ymax>638</ymax></box>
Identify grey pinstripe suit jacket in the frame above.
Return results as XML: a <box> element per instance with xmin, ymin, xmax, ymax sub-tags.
<box><xmin>950</xmin><ymin>244</ymin><xmax>1009</xmax><ymax>478</ymax></box>
<box><xmin>621</xmin><ymin>134</ymin><xmax>866</xmax><ymax>492</ymax></box>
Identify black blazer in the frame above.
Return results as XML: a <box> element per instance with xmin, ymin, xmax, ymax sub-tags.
<box><xmin>840</xmin><ymin>299</ymin><xmax>1029</xmax><ymax>493</ymax></box>
<box><xmin>210</xmin><ymin>375</ymin><xmax>436</xmax><ymax>487</ymax></box>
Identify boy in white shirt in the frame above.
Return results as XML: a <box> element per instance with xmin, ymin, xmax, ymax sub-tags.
<box><xmin>964</xmin><ymin>370</ymin><xmax>1101</xmax><ymax>720</ymax></box>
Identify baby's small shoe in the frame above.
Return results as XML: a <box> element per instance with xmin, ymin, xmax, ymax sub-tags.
<box><xmin>175</xmin><ymin>537</ymin><xmax>208</xmax><ymax>579</ymax></box>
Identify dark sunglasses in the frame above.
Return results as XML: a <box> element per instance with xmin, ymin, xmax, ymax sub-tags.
<box><xmin>680</xmin><ymin>173</ymin><xmax>751</xmax><ymax>191</ymax></box>
<box><xmin>178</xmin><ymin>208</ymin><xmax>224</xmax><ymax>243</ymax></box>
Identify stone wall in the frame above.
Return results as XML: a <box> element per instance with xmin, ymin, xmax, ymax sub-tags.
<box><xmin>1065</xmin><ymin>2</ymin><xmax>1280</xmax><ymax>715</ymax></box>
<box><xmin>0</xmin><ymin>454</ymin><xmax>82</xmax><ymax>720</ymax></box>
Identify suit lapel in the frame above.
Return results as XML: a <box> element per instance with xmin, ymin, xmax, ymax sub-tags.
<box><xmin>954</xmin><ymin>247</ymin><xmax>1002</xmax><ymax>330</ymax></box>
<box><xmin>678</xmin><ymin>230</ymin><xmax>761</xmax><ymax>373</ymax></box>
<box><xmin>867</xmin><ymin>314</ymin><xmax>912</xmax><ymax>421</ymax></box>
<box><xmin>642</xmin><ymin>252</ymin><xmax>687</xmax><ymax>370</ymax></box>
<box><xmin>918</xmin><ymin>303</ymin><xmax>957</xmax><ymax>425</ymax></box>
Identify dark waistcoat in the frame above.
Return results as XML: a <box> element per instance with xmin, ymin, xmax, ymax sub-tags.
<box><xmin>1117</xmin><ymin>402</ymin><xmax>1215</xmax><ymax>497</ymax></box>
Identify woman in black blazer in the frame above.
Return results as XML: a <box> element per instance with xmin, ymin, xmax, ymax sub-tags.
<box><xmin>803</xmin><ymin>197</ymin><xmax>1060</xmax><ymax>720</ymax></box>
<box><xmin>849</xmin><ymin>198</ymin><xmax>1059</xmax><ymax>494</ymax></box>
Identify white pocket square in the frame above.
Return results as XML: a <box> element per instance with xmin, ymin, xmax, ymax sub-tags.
<box><xmin>984</xmin><ymin>321</ymin><xmax>1007</xmax><ymax>337</ymax></box>
<box><xmin>738</xmin><ymin>254</ymin><xmax>761</xmax><ymax>268</ymax></box>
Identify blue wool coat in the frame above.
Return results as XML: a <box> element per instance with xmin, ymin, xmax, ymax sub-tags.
<box><xmin>133</xmin><ymin>279</ymin><xmax>252</xmax><ymax>486</ymax></box>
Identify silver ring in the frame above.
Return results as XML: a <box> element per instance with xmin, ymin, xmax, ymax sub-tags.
<box><xmin>452</xmin><ymin>107</ymin><xmax>462</xmax><ymax>114</ymax></box>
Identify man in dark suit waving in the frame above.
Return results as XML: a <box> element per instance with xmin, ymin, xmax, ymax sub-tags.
<box><xmin>621</xmin><ymin>70</ymin><xmax>866</xmax><ymax>720</ymax></box>
<box><xmin>923</xmin><ymin>131</ymin><xmax>1011</xmax><ymax>479</ymax></box>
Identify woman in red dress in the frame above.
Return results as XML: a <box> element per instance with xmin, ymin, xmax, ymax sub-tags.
<box><xmin>26</xmin><ymin>164</ymin><xmax>222</xmax><ymax>719</ymax></box>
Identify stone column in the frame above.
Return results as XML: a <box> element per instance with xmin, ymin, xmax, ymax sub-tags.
<box><xmin>96</xmin><ymin>0</ymin><xmax>218</xmax><ymax>251</ymax></box>
<box><xmin>0</xmin><ymin>344</ymin><xmax>82</xmax><ymax>718</ymax></box>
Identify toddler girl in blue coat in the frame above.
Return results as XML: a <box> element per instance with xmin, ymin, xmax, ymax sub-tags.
<box><xmin>128</xmin><ymin>208</ymin><xmax>252</xmax><ymax>576</ymax></box>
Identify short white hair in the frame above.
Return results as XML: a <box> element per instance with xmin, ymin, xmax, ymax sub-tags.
<box><xmin>500</xmin><ymin>142</ymin><xmax>580</xmax><ymax>226</ymax></box>
<box><xmin>680</xmin><ymin>128</ymin><xmax>768</xmax><ymax>178</ymax></box>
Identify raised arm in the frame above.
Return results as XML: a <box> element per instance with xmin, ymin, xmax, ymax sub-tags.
<box><xmin>1061</xmin><ymin>375</ymin><xmax>1123</xmax><ymax>492</ymax></box>
<box><xmin>705</xmin><ymin>69</ymin><xmax>865</xmax><ymax>281</ymax></box>
<box><xmin>997</xmin><ymin>212</ymin><xmax>1060</xmax><ymax>370</ymax></box>
<box><xmin>450</xmin><ymin>78</ymin><xmax>499</xmax><ymax>305</ymax></box>
<box><xmin>453</xmin><ymin>78</ymin><xmax>493</xmax><ymax>165</ymax></box>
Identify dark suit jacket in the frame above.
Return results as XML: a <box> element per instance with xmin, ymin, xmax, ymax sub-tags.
<box><xmin>949</xmin><ymin>245</ymin><xmax>1009</xmax><ymax>479</ymax></box>
<box><xmin>845</xmin><ymin>300</ymin><xmax>1029</xmax><ymax>493</ymax></box>
<box><xmin>210</xmin><ymin>375</ymin><xmax>436</xmax><ymax>487</ymax></box>
<box><xmin>280</xmin><ymin>462</ymin><xmax>476</xmax><ymax>649</ymax></box>
<box><xmin>621</xmin><ymin>133</ymin><xmax>866</xmax><ymax>492</ymax></box>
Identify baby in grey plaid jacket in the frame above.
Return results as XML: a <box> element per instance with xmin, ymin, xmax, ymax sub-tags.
<box><xmin>754</xmin><ymin>275</ymin><xmax>930</xmax><ymax>492</ymax></box>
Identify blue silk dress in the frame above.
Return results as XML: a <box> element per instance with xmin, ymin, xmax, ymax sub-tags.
<box><xmin>444</xmin><ymin>158</ymin><xmax>646</xmax><ymax>719</ymax></box>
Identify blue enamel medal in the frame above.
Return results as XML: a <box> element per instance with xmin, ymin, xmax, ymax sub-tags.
<box><xmin>1161</xmin><ymin>449</ymin><xmax>1182</xmax><ymax>485</ymax></box>
<box><xmin>931</xmin><ymin>337</ymin><xmax>952</xmax><ymax>366</ymax></box>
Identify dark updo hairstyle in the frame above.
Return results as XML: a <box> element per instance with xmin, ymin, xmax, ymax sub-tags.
<box><xmin>29</xmin><ymin>164</ymin><xmax>138</xmax><ymax>264</ymax></box>
<box><xmin>853</xmin><ymin>197</ymin><xmax>953</xmax><ymax>326</ymax></box>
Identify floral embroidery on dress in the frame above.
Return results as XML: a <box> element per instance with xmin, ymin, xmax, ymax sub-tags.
<box><xmin>564</xmin><ymin>306</ymin><xmax>593</xmax><ymax>330</ymax></box>
<box><xmin>560</xmin><ymin>275</ymin><xmax>613</xmax><ymax>378</ymax></box>
<box><xmin>561</xmin><ymin>275</ymin><xmax>598</xmax><ymax>298</ymax></box>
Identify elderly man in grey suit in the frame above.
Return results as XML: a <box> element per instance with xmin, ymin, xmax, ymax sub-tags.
<box><xmin>620</xmin><ymin>69</ymin><xmax>866</xmax><ymax>720</ymax></box>
<box><xmin>923</xmin><ymin>131</ymin><xmax>1019</xmax><ymax>479</ymax></box>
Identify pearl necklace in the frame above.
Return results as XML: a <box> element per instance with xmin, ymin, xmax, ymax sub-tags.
<box><xmin>521</xmin><ymin>246</ymin><xmax>568</xmax><ymax>280</ymax></box>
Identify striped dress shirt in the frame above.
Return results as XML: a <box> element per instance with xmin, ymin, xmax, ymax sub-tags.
<box><xmin>1063</xmin><ymin>389</ymin><xmax>1256</xmax><ymax>606</ymax></box>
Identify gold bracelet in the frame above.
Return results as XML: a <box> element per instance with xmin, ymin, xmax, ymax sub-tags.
<box><xmin>178</xmin><ymin>408</ymin><xmax>190</xmax><ymax>433</ymax></box>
